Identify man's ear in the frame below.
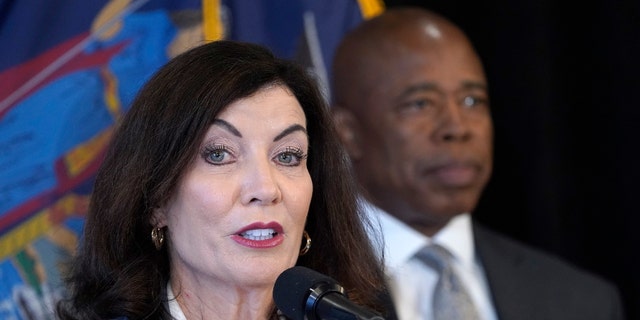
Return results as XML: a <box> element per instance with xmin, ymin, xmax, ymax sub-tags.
<box><xmin>331</xmin><ymin>106</ymin><xmax>363</xmax><ymax>160</ymax></box>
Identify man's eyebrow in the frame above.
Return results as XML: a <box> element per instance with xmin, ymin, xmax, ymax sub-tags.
<box><xmin>397</xmin><ymin>80</ymin><xmax>488</xmax><ymax>100</ymax></box>
<box><xmin>274</xmin><ymin>124</ymin><xmax>307</xmax><ymax>142</ymax></box>
<box><xmin>397</xmin><ymin>82</ymin><xmax>439</xmax><ymax>99</ymax></box>
<box><xmin>460</xmin><ymin>80</ymin><xmax>488</xmax><ymax>91</ymax></box>
<box><xmin>213</xmin><ymin>119</ymin><xmax>242</xmax><ymax>137</ymax></box>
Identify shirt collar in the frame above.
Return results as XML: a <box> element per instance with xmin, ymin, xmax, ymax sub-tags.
<box><xmin>362</xmin><ymin>199</ymin><xmax>475</xmax><ymax>271</ymax></box>
<box><xmin>167</xmin><ymin>282</ymin><xmax>187</xmax><ymax>320</ymax></box>
<box><xmin>433</xmin><ymin>213</ymin><xmax>475</xmax><ymax>270</ymax></box>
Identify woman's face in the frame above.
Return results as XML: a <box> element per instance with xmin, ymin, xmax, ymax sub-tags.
<box><xmin>157</xmin><ymin>85</ymin><xmax>313</xmax><ymax>290</ymax></box>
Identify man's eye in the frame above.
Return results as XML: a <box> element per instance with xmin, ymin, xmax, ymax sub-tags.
<box><xmin>461</xmin><ymin>95</ymin><xmax>488</xmax><ymax>108</ymax></box>
<box><xmin>398</xmin><ymin>98</ymin><xmax>435</xmax><ymax>113</ymax></box>
<box><xmin>407</xmin><ymin>99</ymin><xmax>431</xmax><ymax>109</ymax></box>
<box><xmin>463</xmin><ymin>96</ymin><xmax>477</xmax><ymax>107</ymax></box>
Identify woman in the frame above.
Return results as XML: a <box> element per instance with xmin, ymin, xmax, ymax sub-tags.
<box><xmin>56</xmin><ymin>40</ymin><xmax>388</xmax><ymax>319</ymax></box>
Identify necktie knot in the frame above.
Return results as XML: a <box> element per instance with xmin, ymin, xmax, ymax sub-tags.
<box><xmin>415</xmin><ymin>244</ymin><xmax>480</xmax><ymax>320</ymax></box>
<box><xmin>415</xmin><ymin>244</ymin><xmax>453</xmax><ymax>273</ymax></box>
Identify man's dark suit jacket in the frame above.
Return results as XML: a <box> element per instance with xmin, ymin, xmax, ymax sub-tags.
<box><xmin>473</xmin><ymin>222</ymin><xmax>625</xmax><ymax>320</ymax></box>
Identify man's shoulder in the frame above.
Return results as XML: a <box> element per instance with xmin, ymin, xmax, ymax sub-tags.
<box><xmin>473</xmin><ymin>221</ymin><xmax>624</xmax><ymax>319</ymax></box>
<box><xmin>474</xmin><ymin>223</ymin><xmax>621</xmax><ymax>309</ymax></box>
<box><xmin>473</xmin><ymin>222</ymin><xmax>612</xmax><ymax>287</ymax></box>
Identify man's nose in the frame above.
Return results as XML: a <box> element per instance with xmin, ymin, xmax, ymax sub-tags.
<box><xmin>432</xmin><ymin>99</ymin><xmax>472</xmax><ymax>143</ymax></box>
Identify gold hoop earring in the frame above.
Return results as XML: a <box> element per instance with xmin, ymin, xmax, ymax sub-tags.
<box><xmin>299</xmin><ymin>230</ymin><xmax>311</xmax><ymax>256</ymax></box>
<box><xmin>151</xmin><ymin>227</ymin><xmax>165</xmax><ymax>250</ymax></box>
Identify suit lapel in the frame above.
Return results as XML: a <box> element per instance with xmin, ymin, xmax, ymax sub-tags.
<box><xmin>473</xmin><ymin>222</ymin><xmax>539</xmax><ymax>320</ymax></box>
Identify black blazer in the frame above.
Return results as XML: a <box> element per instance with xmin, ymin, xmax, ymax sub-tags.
<box><xmin>474</xmin><ymin>222</ymin><xmax>625</xmax><ymax>320</ymax></box>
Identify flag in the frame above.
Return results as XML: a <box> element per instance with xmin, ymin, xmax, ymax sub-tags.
<box><xmin>0</xmin><ymin>0</ymin><xmax>382</xmax><ymax>318</ymax></box>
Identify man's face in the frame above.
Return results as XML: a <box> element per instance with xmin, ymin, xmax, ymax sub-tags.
<box><xmin>337</xmin><ymin>32</ymin><xmax>493</xmax><ymax>235</ymax></box>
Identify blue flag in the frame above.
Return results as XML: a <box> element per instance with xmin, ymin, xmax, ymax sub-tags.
<box><xmin>0</xmin><ymin>0</ymin><xmax>382</xmax><ymax>318</ymax></box>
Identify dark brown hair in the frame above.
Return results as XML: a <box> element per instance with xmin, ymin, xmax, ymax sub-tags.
<box><xmin>56</xmin><ymin>40</ymin><xmax>386</xmax><ymax>319</ymax></box>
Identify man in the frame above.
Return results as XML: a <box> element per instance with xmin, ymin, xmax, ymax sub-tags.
<box><xmin>331</xmin><ymin>7</ymin><xmax>624</xmax><ymax>320</ymax></box>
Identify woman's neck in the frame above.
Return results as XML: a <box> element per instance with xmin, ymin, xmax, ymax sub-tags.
<box><xmin>169</xmin><ymin>278</ymin><xmax>276</xmax><ymax>320</ymax></box>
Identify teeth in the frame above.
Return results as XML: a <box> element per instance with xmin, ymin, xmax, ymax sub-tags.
<box><xmin>241</xmin><ymin>228</ymin><xmax>276</xmax><ymax>241</ymax></box>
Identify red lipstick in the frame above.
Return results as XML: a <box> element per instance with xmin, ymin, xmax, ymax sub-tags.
<box><xmin>231</xmin><ymin>221</ymin><xmax>284</xmax><ymax>248</ymax></box>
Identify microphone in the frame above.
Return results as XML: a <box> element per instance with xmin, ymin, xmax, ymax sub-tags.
<box><xmin>273</xmin><ymin>266</ymin><xmax>386</xmax><ymax>320</ymax></box>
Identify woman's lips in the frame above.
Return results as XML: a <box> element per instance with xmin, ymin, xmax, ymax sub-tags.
<box><xmin>240</xmin><ymin>228</ymin><xmax>278</xmax><ymax>241</ymax></box>
<box><xmin>232</xmin><ymin>221</ymin><xmax>285</xmax><ymax>248</ymax></box>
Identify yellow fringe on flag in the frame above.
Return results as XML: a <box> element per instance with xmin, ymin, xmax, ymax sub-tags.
<box><xmin>356</xmin><ymin>0</ymin><xmax>385</xmax><ymax>19</ymax></box>
<box><xmin>202</xmin><ymin>0</ymin><xmax>224</xmax><ymax>41</ymax></box>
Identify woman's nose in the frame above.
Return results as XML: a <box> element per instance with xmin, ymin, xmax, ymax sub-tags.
<box><xmin>241</xmin><ymin>158</ymin><xmax>282</xmax><ymax>205</ymax></box>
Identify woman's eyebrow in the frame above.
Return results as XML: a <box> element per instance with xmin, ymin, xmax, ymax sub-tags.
<box><xmin>213</xmin><ymin>119</ymin><xmax>242</xmax><ymax>137</ymax></box>
<box><xmin>274</xmin><ymin>124</ymin><xmax>307</xmax><ymax>142</ymax></box>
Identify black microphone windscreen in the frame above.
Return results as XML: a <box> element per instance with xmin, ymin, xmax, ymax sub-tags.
<box><xmin>273</xmin><ymin>266</ymin><xmax>338</xmax><ymax>320</ymax></box>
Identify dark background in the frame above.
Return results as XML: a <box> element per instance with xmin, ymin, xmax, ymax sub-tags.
<box><xmin>384</xmin><ymin>0</ymin><xmax>640</xmax><ymax>318</ymax></box>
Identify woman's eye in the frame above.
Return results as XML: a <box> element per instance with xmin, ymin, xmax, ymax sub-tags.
<box><xmin>275</xmin><ymin>148</ymin><xmax>306</xmax><ymax>166</ymax></box>
<box><xmin>208</xmin><ymin>150</ymin><xmax>226</xmax><ymax>163</ymax></box>
<box><xmin>278</xmin><ymin>153</ymin><xmax>294</xmax><ymax>164</ymax></box>
<box><xmin>202</xmin><ymin>146</ymin><xmax>231</xmax><ymax>165</ymax></box>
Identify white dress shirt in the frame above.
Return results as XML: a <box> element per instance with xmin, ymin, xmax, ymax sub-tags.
<box><xmin>361</xmin><ymin>200</ymin><xmax>498</xmax><ymax>320</ymax></box>
<box><xmin>167</xmin><ymin>282</ymin><xmax>187</xmax><ymax>320</ymax></box>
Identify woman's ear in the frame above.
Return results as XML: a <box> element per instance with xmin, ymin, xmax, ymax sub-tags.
<box><xmin>150</xmin><ymin>207</ymin><xmax>167</xmax><ymax>228</ymax></box>
<box><xmin>331</xmin><ymin>106</ymin><xmax>363</xmax><ymax>160</ymax></box>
